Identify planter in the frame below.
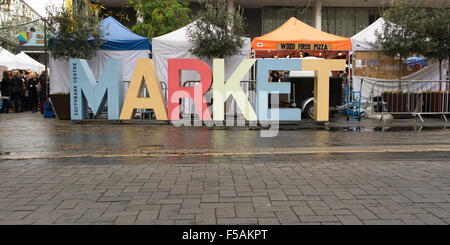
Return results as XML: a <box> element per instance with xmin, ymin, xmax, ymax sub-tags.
<box><xmin>49</xmin><ymin>93</ymin><xmax>71</xmax><ymax>120</ymax></box>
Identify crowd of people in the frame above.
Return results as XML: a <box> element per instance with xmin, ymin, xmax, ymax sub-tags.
<box><xmin>0</xmin><ymin>70</ymin><xmax>48</xmax><ymax>114</ymax></box>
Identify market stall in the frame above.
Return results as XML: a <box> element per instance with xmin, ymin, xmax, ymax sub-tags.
<box><xmin>152</xmin><ymin>21</ymin><xmax>252</xmax><ymax>117</ymax></box>
<box><xmin>250</xmin><ymin>17</ymin><xmax>351</xmax><ymax>118</ymax></box>
<box><xmin>350</xmin><ymin>18</ymin><xmax>447</xmax><ymax>103</ymax></box>
<box><xmin>251</xmin><ymin>17</ymin><xmax>351</xmax><ymax>58</ymax></box>
<box><xmin>350</xmin><ymin>18</ymin><xmax>430</xmax><ymax>80</ymax></box>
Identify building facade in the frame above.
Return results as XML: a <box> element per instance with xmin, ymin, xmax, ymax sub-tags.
<box><xmin>0</xmin><ymin>0</ymin><xmax>44</xmax><ymax>51</ymax></box>
<box><xmin>100</xmin><ymin>0</ymin><xmax>450</xmax><ymax>39</ymax></box>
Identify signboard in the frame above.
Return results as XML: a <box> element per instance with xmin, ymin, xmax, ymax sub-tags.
<box><xmin>276</xmin><ymin>43</ymin><xmax>332</xmax><ymax>51</ymax></box>
<box><xmin>19</xmin><ymin>32</ymin><xmax>45</xmax><ymax>46</ymax></box>
<box><xmin>70</xmin><ymin>58</ymin><xmax>346</xmax><ymax>122</ymax></box>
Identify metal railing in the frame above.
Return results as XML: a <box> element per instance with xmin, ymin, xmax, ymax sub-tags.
<box><xmin>177</xmin><ymin>80</ymin><xmax>258</xmax><ymax>119</ymax></box>
<box><xmin>366</xmin><ymin>79</ymin><xmax>450</xmax><ymax>122</ymax></box>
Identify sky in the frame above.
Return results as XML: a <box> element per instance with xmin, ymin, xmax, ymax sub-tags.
<box><xmin>23</xmin><ymin>0</ymin><xmax>65</xmax><ymax>17</ymax></box>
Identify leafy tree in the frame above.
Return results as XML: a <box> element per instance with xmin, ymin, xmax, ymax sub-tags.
<box><xmin>127</xmin><ymin>0</ymin><xmax>191</xmax><ymax>39</ymax></box>
<box><xmin>375</xmin><ymin>0</ymin><xmax>424</xmax><ymax>83</ymax></box>
<box><xmin>0</xmin><ymin>0</ymin><xmax>10</xmax><ymax>7</ymax></box>
<box><xmin>46</xmin><ymin>3</ymin><xmax>105</xmax><ymax>60</ymax></box>
<box><xmin>419</xmin><ymin>7</ymin><xmax>450</xmax><ymax>81</ymax></box>
<box><xmin>186</xmin><ymin>0</ymin><xmax>246</xmax><ymax>59</ymax></box>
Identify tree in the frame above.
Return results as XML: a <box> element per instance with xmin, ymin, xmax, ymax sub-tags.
<box><xmin>186</xmin><ymin>0</ymin><xmax>246</xmax><ymax>59</ymax></box>
<box><xmin>46</xmin><ymin>3</ymin><xmax>105</xmax><ymax>60</ymax></box>
<box><xmin>0</xmin><ymin>0</ymin><xmax>10</xmax><ymax>7</ymax></box>
<box><xmin>375</xmin><ymin>0</ymin><xmax>424</xmax><ymax>84</ymax></box>
<box><xmin>128</xmin><ymin>0</ymin><xmax>191</xmax><ymax>39</ymax></box>
<box><xmin>419</xmin><ymin>7</ymin><xmax>450</xmax><ymax>81</ymax></box>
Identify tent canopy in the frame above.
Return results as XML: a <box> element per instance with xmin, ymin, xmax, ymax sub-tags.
<box><xmin>99</xmin><ymin>16</ymin><xmax>151</xmax><ymax>50</ymax></box>
<box><xmin>407</xmin><ymin>56</ymin><xmax>427</xmax><ymax>67</ymax></box>
<box><xmin>351</xmin><ymin>18</ymin><xmax>385</xmax><ymax>51</ymax></box>
<box><xmin>16</xmin><ymin>52</ymin><xmax>45</xmax><ymax>72</ymax></box>
<box><xmin>0</xmin><ymin>48</ymin><xmax>41</xmax><ymax>72</ymax></box>
<box><xmin>251</xmin><ymin>17</ymin><xmax>351</xmax><ymax>51</ymax></box>
<box><xmin>152</xmin><ymin>21</ymin><xmax>251</xmax><ymax>83</ymax></box>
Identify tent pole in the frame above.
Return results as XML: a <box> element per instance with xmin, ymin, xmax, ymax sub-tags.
<box><xmin>44</xmin><ymin>19</ymin><xmax>48</xmax><ymax>99</ymax></box>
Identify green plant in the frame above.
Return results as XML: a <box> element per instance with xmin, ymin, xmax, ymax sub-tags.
<box><xmin>186</xmin><ymin>0</ymin><xmax>246</xmax><ymax>59</ymax></box>
<box><xmin>128</xmin><ymin>0</ymin><xmax>191</xmax><ymax>39</ymax></box>
<box><xmin>375</xmin><ymin>0</ymin><xmax>425</xmax><ymax>86</ymax></box>
<box><xmin>46</xmin><ymin>4</ymin><xmax>105</xmax><ymax>60</ymax></box>
<box><xmin>418</xmin><ymin>7</ymin><xmax>450</xmax><ymax>81</ymax></box>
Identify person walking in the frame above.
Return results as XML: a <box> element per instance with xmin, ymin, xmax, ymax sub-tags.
<box><xmin>1</xmin><ymin>70</ymin><xmax>11</xmax><ymax>113</ymax></box>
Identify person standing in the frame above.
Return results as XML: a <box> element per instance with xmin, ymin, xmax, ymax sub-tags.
<box><xmin>23</xmin><ymin>72</ymin><xmax>31</xmax><ymax>111</ymax></box>
<box><xmin>10</xmin><ymin>71</ymin><xmax>23</xmax><ymax>113</ymax></box>
<box><xmin>27</xmin><ymin>73</ymin><xmax>39</xmax><ymax>113</ymax></box>
<box><xmin>1</xmin><ymin>70</ymin><xmax>11</xmax><ymax>113</ymax></box>
<box><xmin>269</xmin><ymin>71</ymin><xmax>281</xmax><ymax>82</ymax></box>
<box><xmin>38</xmin><ymin>71</ymin><xmax>48</xmax><ymax>114</ymax></box>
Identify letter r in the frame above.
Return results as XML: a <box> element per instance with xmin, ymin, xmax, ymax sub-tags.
<box><xmin>167</xmin><ymin>59</ymin><xmax>212</xmax><ymax>121</ymax></box>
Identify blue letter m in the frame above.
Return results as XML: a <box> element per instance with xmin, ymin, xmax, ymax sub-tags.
<box><xmin>70</xmin><ymin>59</ymin><xmax>123</xmax><ymax>120</ymax></box>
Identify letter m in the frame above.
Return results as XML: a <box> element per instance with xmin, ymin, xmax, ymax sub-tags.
<box><xmin>70</xmin><ymin>59</ymin><xmax>123</xmax><ymax>120</ymax></box>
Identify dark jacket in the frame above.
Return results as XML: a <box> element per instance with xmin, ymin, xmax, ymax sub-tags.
<box><xmin>38</xmin><ymin>75</ymin><xmax>47</xmax><ymax>99</ymax></box>
<box><xmin>27</xmin><ymin>78</ymin><xmax>38</xmax><ymax>98</ymax></box>
<box><xmin>10</xmin><ymin>76</ymin><xmax>24</xmax><ymax>96</ymax></box>
<box><xmin>1</xmin><ymin>77</ymin><xmax>11</xmax><ymax>96</ymax></box>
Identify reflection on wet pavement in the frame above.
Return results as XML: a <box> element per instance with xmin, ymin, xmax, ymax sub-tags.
<box><xmin>1</xmin><ymin>112</ymin><xmax>450</xmax><ymax>159</ymax></box>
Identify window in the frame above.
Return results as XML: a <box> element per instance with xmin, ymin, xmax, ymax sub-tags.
<box><xmin>322</xmin><ymin>8</ymin><xmax>380</xmax><ymax>37</ymax></box>
<box><xmin>262</xmin><ymin>6</ymin><xmax>313</xmax><ymax>34</ymax></box>
<box><xmin>262</xmin><ymin>7</ymin><xmax>380</xmax><ymax>37</ymax></box>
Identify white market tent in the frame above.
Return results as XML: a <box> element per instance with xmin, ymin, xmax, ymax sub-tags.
<box><xmin>49</xmin><ymin>17</ymin><xmax>151</xmax><ymax>94</ymax></box>
<box><xmin>0</xmin><ymin>48</ymin><xmax>38</xmax><ymax>71</ymax></box>
<box><xmin>16</xmin><ymin>52</ymin><xmax>45</xmax><ymax>72</ymax></box>
<box><xmin>351</xmin><ymin>17</ymin><xmax>385</xmax><ymax>51</ymax></box>
<box><xmin>152</xmin><ymin>21</ymin><xmax>252</xmax><ymax>116</ymax></box>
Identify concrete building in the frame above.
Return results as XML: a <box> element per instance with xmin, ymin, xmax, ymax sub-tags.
<box><xmin>100</xmin><ymin>0</ymin><xmax>450</xmax><ymax>39</ymax></box>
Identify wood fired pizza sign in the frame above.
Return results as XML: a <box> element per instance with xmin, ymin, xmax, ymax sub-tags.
<box><xmin>276</xmin><ymin>43</ymin><xmax>332</xmax><ymax>51</ymax></box>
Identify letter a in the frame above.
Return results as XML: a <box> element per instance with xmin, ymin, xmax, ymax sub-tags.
<box><xmin>119</xmin><ymin>59</ymin><xmax>168</xmax><ymax>120</ymax></box>
<box><xmin>213</xmin><ymin>59</ymin><xmax>257</xmax><ymax>121</ymax></box>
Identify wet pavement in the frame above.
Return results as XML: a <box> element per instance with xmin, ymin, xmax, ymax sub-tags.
<box><xmin>0</xmin><ymin>112</ymin><xmax>449</xmax><ymax>225</ymax></box>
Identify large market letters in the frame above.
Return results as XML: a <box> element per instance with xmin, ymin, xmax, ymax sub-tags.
<box><xmin>168</xmin><ymin>59</ymin><xmax>212</xmax><ymax>121</ymax></box>
<box><xmin>119</xmin><ymin>59</ymin><xmax>168</xmax><ymax>120</ymax></box>
<box><xmin>301</xmin><ymin>59</ymin><xmax>346</xmax><ymax>121</ymax></box>
<box><xmin>70</xmin><ymin>58</ymin><xmax>123</xmax><ymax>120</ymax></box>
<box><xmin>212</xmin><ymin>59</ymin><xmax>257</xmax><ymax>121</ymax></box>
<box><xmin>70</xmin><ymin>58</ymin><xmax>343</xmax><ymax>122</ymax></box>
<box><xmin>256</xmin><ymin>59</ymin><xmax>302</xmax><ymax>121</ymax></box>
